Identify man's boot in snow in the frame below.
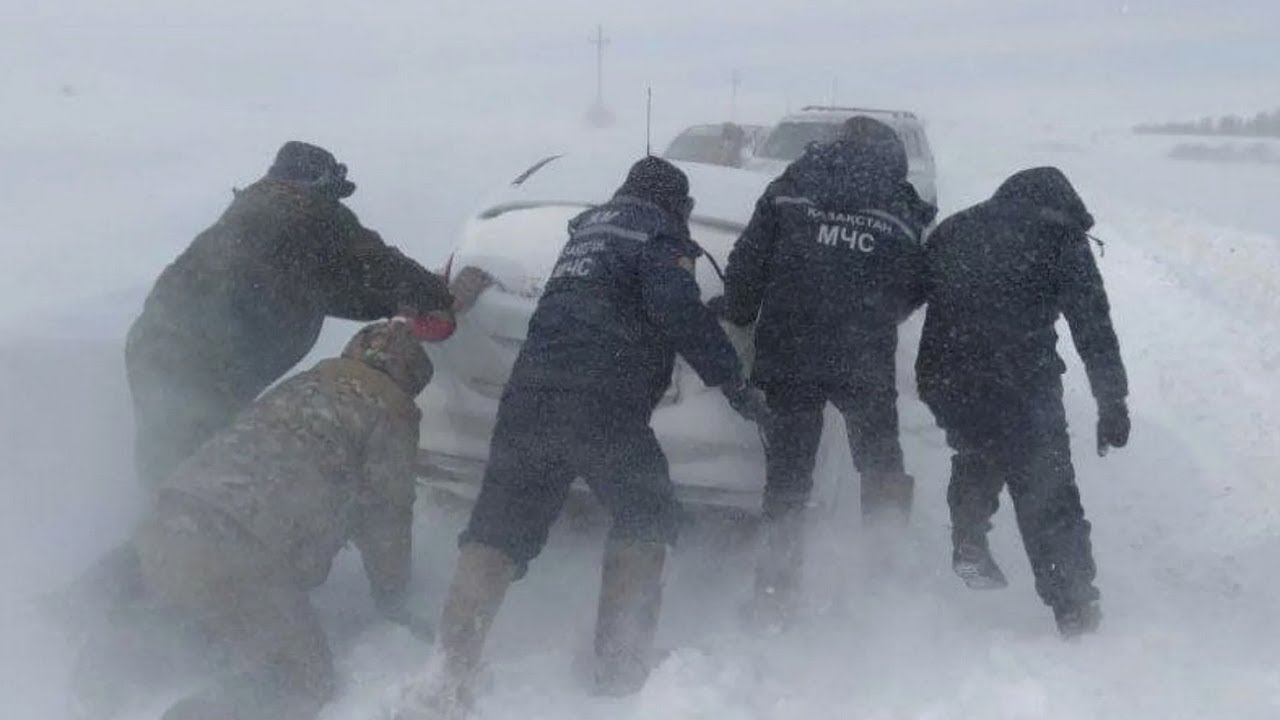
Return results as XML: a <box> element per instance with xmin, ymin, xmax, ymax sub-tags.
<box><xmin>593</xmin><ymin>540</ymin><xmax>667</xmax><ymax>696</ymax></box>
<box><xmin>747</xmin><ymin>508</ymin><xmax>805</xmax><ymax>631</ymax></box>
<box><xmin>1054</xmin><ymin>599</ymin><xmax>1103</xmax><ymax>639</ymax></box>
<box><xmin>951</xmin><ymin>530</ymin><xmax>1008</xmax><ymax>590</ymax></box>
<box><xmin>400</xmin><ymin>543</ymin><xmax>515</xmax><ymax>720</ymax></box>
<box><xmin>860</xmin><ymin>471</ymin><xmax>914</xmax><ymax>525</ymax></box>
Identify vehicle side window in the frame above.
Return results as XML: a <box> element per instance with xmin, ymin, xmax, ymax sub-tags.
<box><xmin>760</xmin><ymin>123</ymin><xmax>841</xmax><ymax>161</ymax></box>
<box><xmin>664</xmin><ymin>128</ymin><xmax>725</xmax><ymax>164</ymax></box>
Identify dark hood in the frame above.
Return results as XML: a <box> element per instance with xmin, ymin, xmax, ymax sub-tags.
<box><xmin>992</xmin><ymin>166</ymin><xmax>1094</xmax><ymax>232</ymax></box>
<box><xmin>839</xmin><ymin>116</ymin><xmax>909</xmax><ymax>182</ymax></box>
<box><xmin>267</xmin><ymin>141</ymin><xmax>357</xmax><ymax>200</ymax></box>
<box><xmin>614</xmin><ymin>156</ymin><xmax>694</xmax><ymax>222</ymax></box>
<box><xmin>782</xmin><ymin>124</ymin><xmax>909</xmax><ymax>205</ymax></box>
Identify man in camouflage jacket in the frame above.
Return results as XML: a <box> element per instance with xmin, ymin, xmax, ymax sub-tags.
<box><xmin>131</xmin><ymin>320</ymin><xmax>432</xmax><ymax>720</ymax></box>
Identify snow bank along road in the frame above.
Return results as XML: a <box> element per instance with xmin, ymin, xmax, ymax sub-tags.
<box><xmin>2</xmin><ymin>132</ymin><xmax>1279</xmax><ymax>719</ymax></box>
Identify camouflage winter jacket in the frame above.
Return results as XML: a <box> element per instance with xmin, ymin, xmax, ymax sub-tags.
<box><xmin>128</xmin><ymin>179</ymin><xmax>452</xmax><ymax>402</ymax></box>
<box><xmin>156</xmin><ymin>356</ymin><xmax>422</xmax><ymax>595</ymax></box>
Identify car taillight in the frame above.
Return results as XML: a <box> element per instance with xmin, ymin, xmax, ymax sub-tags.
<box><xmin>412</xmin><ymin>310</ymin><xmax>457</xmax><ymax>342</ymax></box>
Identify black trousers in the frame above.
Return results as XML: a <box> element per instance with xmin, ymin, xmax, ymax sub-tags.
<box><xmin>938</xmin><ymin>380</ymin><xmax>1098</xmax><ymax>610</ymax></box>
<box><xmin>760</xmin><ymin>380</ymin><xmax>904</xmax><ymax>518</ymax></box>
<box><xmin>462</xmin><ymin>389</ymin><xmax>680</xmax><ymax>576</ymax></box>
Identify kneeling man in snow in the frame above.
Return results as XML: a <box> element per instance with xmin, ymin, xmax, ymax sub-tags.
<box><xmin>124</xmin><ymin>320</ymin><xmax>433</xmax><ymax>720</ymax></box>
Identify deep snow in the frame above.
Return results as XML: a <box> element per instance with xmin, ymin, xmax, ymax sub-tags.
<box><xmin>4</xmin><ymin>125</ymin><xmax>1279</xmax><ymax>720</ymax></box>
<box><xmin>3</xmin><ymin>42</ymin><xmax>1280</xmax><ymax>718</ymax></box>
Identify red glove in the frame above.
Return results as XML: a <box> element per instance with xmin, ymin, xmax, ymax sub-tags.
<box><xmin>409</xmin><ymin>310</ymin><xmax>457</xmax><ymax>343</ymax></box>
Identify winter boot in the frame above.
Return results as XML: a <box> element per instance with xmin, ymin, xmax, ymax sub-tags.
<box><xmin>1053</xmin><ymin>600</ymin><xmax>1103</xmax><ymax>639</ymax></box>
<box><xmin>401</xmin><ymin>543</ymin><xmax>515</xmax><ymax>720</ymax></box>
<box><xmin>593</xmin><ymin>540</ymin><xmax>667</xmax><ymax>696</ymax></box>
<box><xmin>861</xmin><ymin>471</ymin><xmax>914</xmax><ymax>525</ymax></box>
<box><xmin>746</xmin><ymin>508</ymin><xmax>805</xmax><ymax>631</ymax></box>
<box><xmin>951</xmin><ymin>531</ymin><xmax>1008</xmax><ymax>590</ymax></box>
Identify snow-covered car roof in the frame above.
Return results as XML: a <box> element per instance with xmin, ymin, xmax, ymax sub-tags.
<box><xmin>474</xmin><ymin>151</ymin><xmax>774</xmax><ymax>233</ymax></box>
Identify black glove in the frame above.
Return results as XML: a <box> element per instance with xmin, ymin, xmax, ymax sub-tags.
<box><xmin>1096</xmin><ymin>399</ymin><xmax>1130</xmax><ymax>456</ymax></box>
<box><xmin>706</xmin><ymin>295</ymin><xmax>752</xmax><ymax>327</ymax></box>
<box><xmin>375</xmin><ymin>593</ymin><xmax>435</xmax><ymax>643</ymax></box>
<box><xmin>722</xmin><ymin>378</ymin><xmax>772</xmax><ymax>425</ymax></box>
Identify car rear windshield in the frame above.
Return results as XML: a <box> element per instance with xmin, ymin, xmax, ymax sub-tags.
<box><xmin>758</xmin><ymin>120</ymin><xmax>925</xmax><ymax>161</ymax></box>
<box><xmin>757</xmin><ymin>122</ymin><xmax>842</xmax><ymax>160</ymax></box>
<box><xmin>664</xmin><ymin>130</ymin><xmax>729</xmax><ymax>164</ymax></box>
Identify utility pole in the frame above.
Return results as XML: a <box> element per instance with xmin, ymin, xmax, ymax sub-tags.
<box><xmin>585</xmin><ymin>24</ymin><xmax>616</xmax><ymax>128</ymax></box>
<box><xmin>594</xmin><ymin>24</ymin><xmax>606</xmax><ymax>106</ymax></box>
<box><xmin>645</xmin><ymin>86</ymin><xmax>653</xmax><ymax>155</ymax></box>
<box><xmin>730</xmin><ymin>68</ymin><xmax>741</xmax><ymax>121</ymax></box>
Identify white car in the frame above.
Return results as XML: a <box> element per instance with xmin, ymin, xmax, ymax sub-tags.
<box><xmin>418</xmin><ymin>153</ymin><xmax>824</xmax><ymax>513</ymax></box>
<box><xmin>662</xmin><ymin>122</ymin><xmax>770</xmax><ymax>169</ymax></box>
<box><xmin>748</xmin><ymin>106</ymin><xmax>938</xmax><ymax>206</ymax></box>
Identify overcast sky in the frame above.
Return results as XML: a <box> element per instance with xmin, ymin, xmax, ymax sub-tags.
<box><xmin>3</xmin><ymin>0</ymin><xmax>1275</xmax><ymax>128</ymax></box>
<box><xmin>1</xmin><ymin>0</ymin><xmax>1275</xmax><ymax>311</ymax></box>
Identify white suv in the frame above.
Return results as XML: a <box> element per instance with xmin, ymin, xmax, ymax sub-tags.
<box><xmin>749</xmin><ymin>106</ymin><xmax>938</xmax><ymax>206</ymax></box>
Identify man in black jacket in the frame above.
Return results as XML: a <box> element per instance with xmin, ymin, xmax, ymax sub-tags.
<box><xmin>126</xmin><ymin>141</ymin><xmax>453</xmax><ymax>490</ymax></box>
<box><xmin>714</xmin><ymin>117</ymin><xmax>936</xmax><ymax>622</ymax></box>
<box><xmin>400</xmin><ymin>158</ymin><xmax>769</xmax><ymax>718</ymax></box>
<box><xmin>916</xmin><ymin>167</ymin><xmax>1130</xmax><ymax>637</ymax></box>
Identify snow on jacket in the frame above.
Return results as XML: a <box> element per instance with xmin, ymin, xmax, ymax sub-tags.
<box><xmin>720</xmin><ymin>138</ymin><xmax>936</xmax><ymax>387</ymax></box>
<box><xmin>507</xmin><ymin>190</ymin><xmax>742</xmax><ymax>412</ymax></box>
<box><xmin>127</xmin><ymin>178</ymin><xmax>452</xmax><ymax>404</ymax></box>
<box><xmin>916</xmin><ymin>166</ymin><xmax>1128</xmax><ymax>415</ymax></box>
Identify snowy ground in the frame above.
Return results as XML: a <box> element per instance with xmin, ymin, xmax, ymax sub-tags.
<box><xmin>3</xmin><ymin>114</ymin><xmax>1280</xmax><ymax>719</ymax></box>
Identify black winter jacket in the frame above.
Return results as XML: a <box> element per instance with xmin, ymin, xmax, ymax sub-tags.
<box><xmin>916</xmin><ymin>167</ymin><xmax>1128</xmax><ymax>418</ymax></box>
<box><xmin>720</xmin><ymin>140</ymin><xmax>936</xmax><ymax>386</ymax></box>
<box><xmin>128</xmin><ymin>179</ymin><xmax>452</xmax><ymax>401</ymax></box>
<box><xmin>507</xmin><ymin>194</ymin><xmax>742</xmax><ymax>412</ymax></box>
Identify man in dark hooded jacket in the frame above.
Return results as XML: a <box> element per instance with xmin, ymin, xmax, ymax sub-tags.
<box><xmin>916</xmin><ymin>167</ymin><xmax>1130</xmax><ymax>637</ymax></box>
<box><xmin>126</xmin><ymin>141</ymin><xmax>453</xmax><ymax>490</ymax></box>
<box><xmin>399</xmin><ymin>157</ymin><xmax>769</xmax><ymax>718</ymax></box>
<box><xmin>713</xmin><ymin>117</ymin><xmax>937</xmax><ymax>622</ymax></box>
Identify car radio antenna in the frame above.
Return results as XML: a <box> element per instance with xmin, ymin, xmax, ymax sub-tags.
<box><xmin>645</xmin><ymin>86</ymin><xmax>653</xmax><ymax>156</ymax></box>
